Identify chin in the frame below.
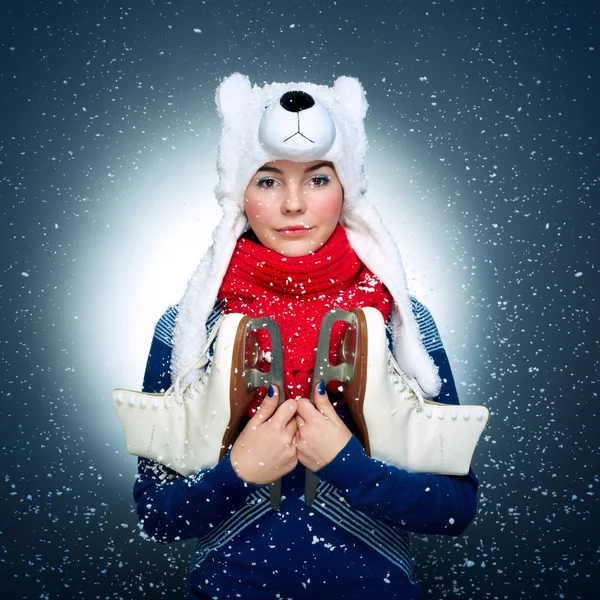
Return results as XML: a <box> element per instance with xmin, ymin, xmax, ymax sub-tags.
<box><xmin>266</xmin><ymin>234</ymin><xmax>327</xmax><ymax>257</ymax></box>
<box><xmin>278</xmin><ymin>244</ymin><xmax>313</xmax><ymax>258</ymax></box>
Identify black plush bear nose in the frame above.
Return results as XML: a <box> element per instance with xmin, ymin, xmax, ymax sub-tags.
<box><xmin>280</xmin><ymin>91</ymin><xmax>315</xmax><ymax>113</ymax></box>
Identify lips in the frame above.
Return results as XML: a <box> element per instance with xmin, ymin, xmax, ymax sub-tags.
<box><xmin>276</xmin><ymin>226</ymin><xmax>314</xmax><ymax>236</ymax></box>
<box><xmin>276</xmin><ymin>225</ymin><xmax>312</xmax><ymax>231</ymax></box>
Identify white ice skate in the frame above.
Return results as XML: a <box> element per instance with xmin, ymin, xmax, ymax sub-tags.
<box><xmin>112</xmin><ymin>314</ymin><xmax>285</xmax><ymax>507</ymax></box>
<box><xmin>305</xmin><ymin>308</ymin><xmax>490</xmax><ymax>504</ymax></box>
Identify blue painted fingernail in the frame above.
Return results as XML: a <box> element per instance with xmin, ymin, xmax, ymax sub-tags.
<box><xmin>268</xmin><ymin>385</ymin><xmax>275</xmax><ymax>398</ymax></box>
<box><xmin>318</xmin><ymin>381</ymin><xmax>326</xmax><ymax>395</ymax></box>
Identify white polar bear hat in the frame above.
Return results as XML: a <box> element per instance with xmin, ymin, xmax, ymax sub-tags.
<box><xmin>172</xmin><ymin>73</ymin><xmax>441</xmax><ymax>397</ymax></box>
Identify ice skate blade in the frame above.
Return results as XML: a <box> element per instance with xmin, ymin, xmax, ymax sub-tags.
<box><xmin>305</xmin><ymin>308</ymin><xmax>363</xmax><ymax>506</ymax></box>
<box><xmin>312</xmin><ymin>308</ymin><xmax>361</xmax><ymax>393</ymax></box>
<box><xmin>224</xmin><ymin>316</ymin><xmax>284</xmax><ymax>460</ymax></box>
<box><xmin>233</xmin><ymin>317</ymin><xmax>285</xmax><ymax>511</ymax></box>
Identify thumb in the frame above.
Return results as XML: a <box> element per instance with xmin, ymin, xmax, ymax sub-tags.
<box><xmin>313</xmin><ymin>381</ymin><xmax>334</xmax><ymax>414</ymax></box>
<box><xmin>253</xmin><ymin>385</ymin><xmax>279</xmax><ymax>422</ymax></box>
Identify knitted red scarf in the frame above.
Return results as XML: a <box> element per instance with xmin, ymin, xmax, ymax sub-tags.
<box><xmin>218</xmin><ymin>226</ymin><xmax>392</xmax><ymax>413</ymax></box>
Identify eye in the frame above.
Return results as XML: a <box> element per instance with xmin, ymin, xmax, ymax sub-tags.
<box><xmin>256</xmin><ymin>176</ymin><xmax>279</xmax><ymax>189</ymax></box>
<box><xmin>307</xmin><ymin>174</ymin><xmax>331</xmax><ymax>187</ymax></box>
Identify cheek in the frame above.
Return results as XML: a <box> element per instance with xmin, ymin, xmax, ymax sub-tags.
<box><xmin>244</xmin><ymin>195</ymin><xmax>267</xmax><ymax>218</ymax></box>
<box><xmin>318</xmin><ymin>191</ymin><xmax>344</xmax><ymax>221</ymax></box>
<box><xmin>244</xmin><ymin>194</ymin><xmax>277</xmax><ymax>234</ymax></box>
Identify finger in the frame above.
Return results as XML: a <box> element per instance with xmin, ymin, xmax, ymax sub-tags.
<box><xmin>313</xmin><ymin>381</ymin><xmax>337</xmax><ymax>418</ymax></box>
<box><xmin>270</xmin><ymin>398</ymin><xmax>299</xmax><ymax>427</ymax></box>
<box><xmin>251</xmin><ymin>385</ymin><xmax>279</xmax><ymax>422</ymax></box>
<box><xmin>296</xmin><ymin>397</ymin><xmax>318</xmax><ymax>419</ymax></box>
<box><xmin>285</xmin><ymin>413</ymin><xmax>298</xmax><ymax>436</ymax></box>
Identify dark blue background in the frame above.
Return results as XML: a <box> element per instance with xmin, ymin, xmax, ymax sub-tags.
<box><xmin>1</xmin><ymin>1</ymin><xmax>598</xmax><ymax>598</ymax></box>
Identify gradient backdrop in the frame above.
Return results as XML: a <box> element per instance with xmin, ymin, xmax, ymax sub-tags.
<box><xmin>1</xmin><ymin>0</ymin><xmax>598</xmax><ymax>598</ymax></box>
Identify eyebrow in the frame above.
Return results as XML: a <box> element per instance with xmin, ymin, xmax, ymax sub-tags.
<box><xmin>256</xmin><ymin>161</ymin><xmax>335</xmax><ymax>175</ymax></box>
<box><xmin>305</xmin><ymin>161</ymin><xmax>335</xmax><ymax>173</ymax></box>
<box><xmin>256</xmin><ymin>165</ymin><xmax>284</xmax><ymax>174</ymax></box>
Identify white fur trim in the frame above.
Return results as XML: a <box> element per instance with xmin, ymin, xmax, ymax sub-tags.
<box><xmin>342</xmin><ymin>200</ymin><xmax>441</xmax><ymax>397</ymax></box>
<box><xmin>334</xmin><ymin>76</ymin><xmax>368</xmax><ymax>121</ymax></box>
<box><xmin>172</xmin><ymin>74</ymin><xmax>441</xmax><ymax>398</ymax></box>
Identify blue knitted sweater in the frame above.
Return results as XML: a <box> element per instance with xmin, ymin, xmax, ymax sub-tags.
<box><xmin>133</xmin><ymin>299</ymin><xmax>479</xmax><ymax>599</ymax></box>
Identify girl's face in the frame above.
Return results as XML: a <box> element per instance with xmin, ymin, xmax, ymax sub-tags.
<box><xmin>244</xmin><ymin>160</ymin><xmax>343</xmax><ymax>257</ymax></box>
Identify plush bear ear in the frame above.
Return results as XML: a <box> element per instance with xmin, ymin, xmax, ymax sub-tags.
<box><xmin>215</xmin><ymin>73</ymin><xmax>252</xmax><ymax>121</ymax></box>
<box><xmin>334</xmin><ymin>76</ymin><xmax>368</xmax><ymax>121</ymax></box>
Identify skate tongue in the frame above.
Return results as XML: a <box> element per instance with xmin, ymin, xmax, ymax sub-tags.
<box><xmin>169</xmin><ymin>315</ymin><xmax>228</xmax><ymax>402</ymax></box>
<box><xmin>389</xmin><ymin>353</ymin><xmax>425</xmax><ymax>411</ymax></box>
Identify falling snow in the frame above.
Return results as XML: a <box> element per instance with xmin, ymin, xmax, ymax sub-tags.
<box><xmin>1</xmin><ymin>0</ymin><xmax>598</xmax><ymax>599</ymax></box>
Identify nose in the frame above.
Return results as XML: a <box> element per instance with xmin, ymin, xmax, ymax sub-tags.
<box><xmin>282</xmin><ymin>187</ymin><xmax>306</xmax><ymax>214</ymax></box>
<box><xmin>279</xmin><ymin>91</ymin><xmax>315</xmax><ymax>113</ymax></box>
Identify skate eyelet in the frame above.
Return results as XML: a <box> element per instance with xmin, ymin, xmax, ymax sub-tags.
<box><xmin>437</xmin><ymin>409</ymin><xmax>445</xmax><ymax>420</ymax></box>
<box><xmin>128</xmin><ymin>396</ymin><xmax>136</xmax><ymax>406</ymax></box>
<box><xmin>141</xmin><ymin>398</ymin><xmax>147</xmax><ymax>408</ymax></box>
<box><xmin>426</xmin><ymin>408</ymin><xmax>433</xmax><ymax>419</ymax></box>
<box><xmin>476</xmin><ymin>410</ymin><xmax>485</xmax><ymax>421</ymax></box>
<box><xmin>116</xmin><ymin>395</ymin><xmax>124</xmax><ymax>404</ymax></box>
<box><xmin>450</xmin><ymin>411</ymin><xmax>457</xmax><ymax>420</ymax></box>
<box><xmin>463</xmin><ymin>410</ymin><xmax>470</xmax><ymax>420</ymax></box>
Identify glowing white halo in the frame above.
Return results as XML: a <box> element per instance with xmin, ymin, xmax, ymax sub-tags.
<box><xmin>77</xmin><ymin>135</ymin><xmax>482</xmax><ymax>460</ymax></box>
<box><xmin>365</xmin><ymin>151</ymin><xmax>472</xmax><ymax>342</ymax></box>
<box><xmin>78</xmin><ymin>148</ymin><xmax>221</xmax><ymax>395</ymax></box>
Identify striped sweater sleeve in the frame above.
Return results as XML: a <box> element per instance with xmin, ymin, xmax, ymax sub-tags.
<box><xmin>133</xmin><ymin>303</ymin><xmax>261</xmax><ymax>544</ymax></box>
<box><xmin>409</xmin><ymin>297</ymin><xmax>460</xmax><ymax>405</ymax></box>
<box><xmin>316</xmin><ymin>299</ymin><xmax>479</xmax><ymax>536</ymax></box>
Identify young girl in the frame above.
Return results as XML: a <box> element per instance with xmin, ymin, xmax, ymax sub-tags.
<box><xmin>133</xmin><ymin>74</ymin><xmax>479</xmax><ymax>599</ymax></box>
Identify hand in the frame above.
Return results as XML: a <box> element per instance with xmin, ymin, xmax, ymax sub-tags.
<box><xmin>230</xmin><ymin>386</ymin><xmax>299</xmax><ymax>485</ymax></box>
<box><xmin>295</xmin><ymin>382</ymin><xmax>352</xmax><ymax>472</ymax></box>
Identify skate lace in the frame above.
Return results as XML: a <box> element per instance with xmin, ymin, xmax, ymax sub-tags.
<box><xmin>163</xmin><ymin>316</ymin><xmax>226</xmax><ymax>408</ymax></box>
<box><xmin>388</xmin><ymin>351</ymin><xmax>426</xmax><ymax>412</ymax></box>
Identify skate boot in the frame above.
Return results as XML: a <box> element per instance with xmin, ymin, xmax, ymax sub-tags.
<box><xmin>112</xmin><ymin>314</ymin><xmax>285</xmax><ymax>509</ymax></box>
<box><xmin>305</xmin><ymin>308</ymin><xmax>489</xmax><ymax>504</ymax></box>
